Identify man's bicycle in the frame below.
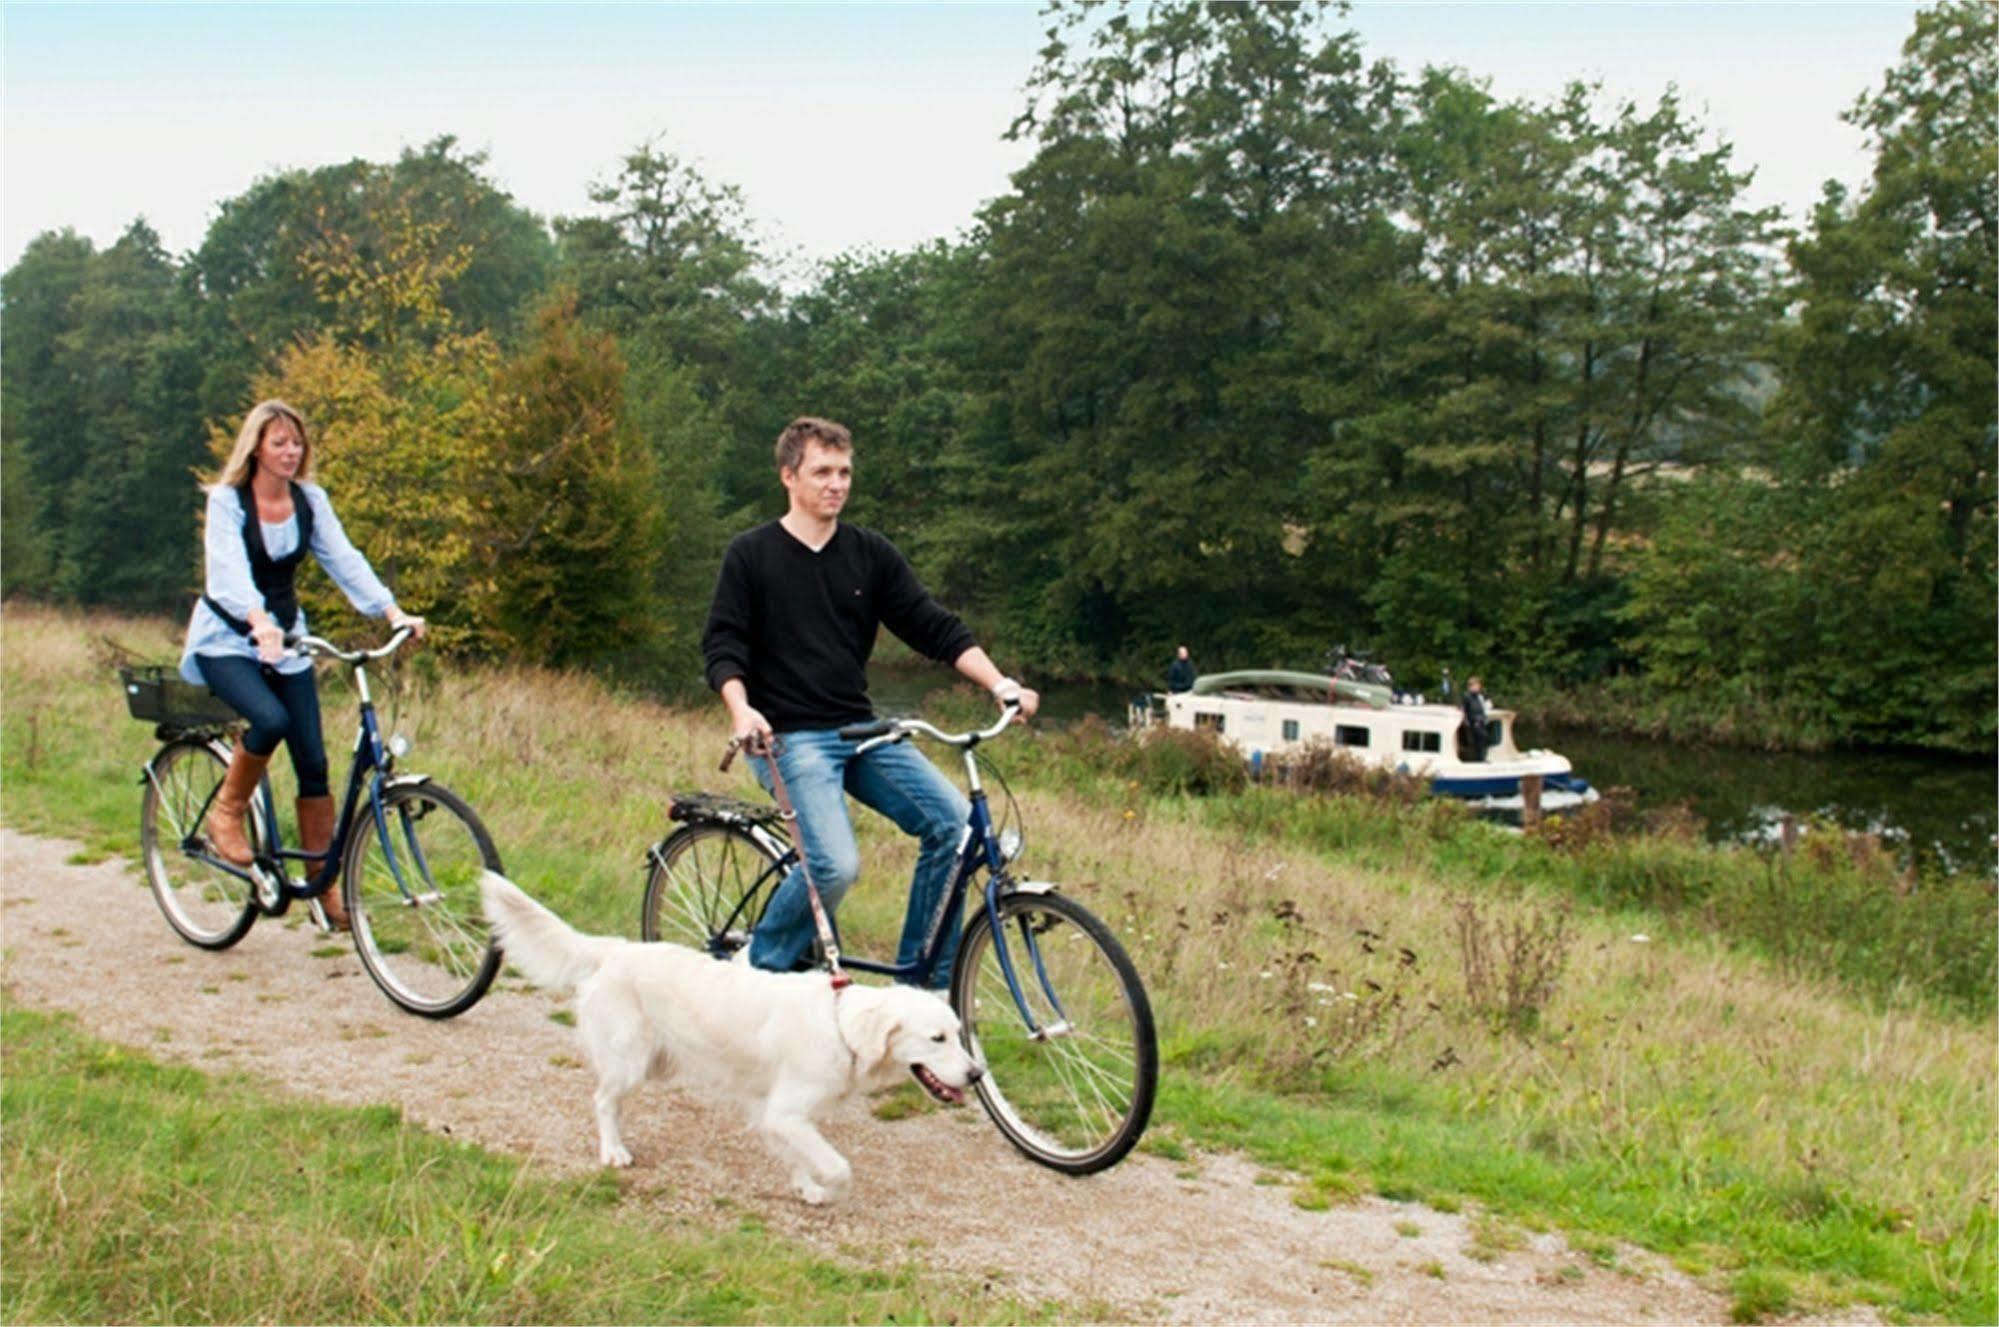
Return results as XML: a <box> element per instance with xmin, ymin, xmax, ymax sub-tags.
<box><xmin>640</xmin><ymin>704</ymin><xmax>1157</xmax><ymax>1174</ymax></box>
<box><xmin>125</xmin><ymin>627</ymin><xmax>502</xmax><ymax>1018</ymax></box>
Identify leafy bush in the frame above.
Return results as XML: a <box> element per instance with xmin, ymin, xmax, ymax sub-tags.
<box><xmin>1280</xmin><ymin>741</ymin><xmax>1428</xmax><ymax>802</ymax></box>
<box><xmin>1112</xmin><ymin>726</ymin><xmax>1250</xmax><ymax>797</ymax></box>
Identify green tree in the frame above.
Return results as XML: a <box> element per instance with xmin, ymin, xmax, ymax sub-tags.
<box><xmin>556</xmin><ymin>140</ymin><xmax>781</xmax><ymax>518</ymax></box>
<box><xmin>1331</xmin><ymin>70</ymin><xmax>1779</xmax><ymax>684</ymax></box>
<box><xmin>0</xmin><ymin>223</ymin><xmax>206</xmax><ymax>608</ymax></box>
<box><xmin>57</xmin><ymin>222</ymin><xmax>208</xmax><ymax>608</ymax></box>
<box><xmin>1620</xmin><ymin>0</ymin><xmax>1995</xmax><ymax>751</ymax></box>
<box><xmin>1760</xmin><ymin>0</ymin><xmax>1996</xmax><ymax>749</ymax></box>
<box><xmin>479</xmin><ymin>293</ymin><xmax>663</xmax><ymax>669</ymax></box>
<box><xmin>0</xmin><ymin>229</ymin><xmax>93</xmax><ymax>597</ymax></box>
<box><xmin>187</xmin><ymin>138</ymin><xmax>552</xmax><ymax>421</ymax></box>
<box><xmin>958</xmin><ymin>1</ymin><xmax>1403</xmax><ymax>674</ymax></box>
<box><xmin>244</xmin><ymin>188</ymin><xmax>503</xmax><ymax>652</ymax></box>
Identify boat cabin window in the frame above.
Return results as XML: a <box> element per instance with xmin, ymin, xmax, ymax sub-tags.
<box><xmin>1401</xmin><ymin>730</ymin><xmax>1441</xmax><ymax>753</ymax></box>
<box><xmin>1334</xmin><ymin>725</ymin><xmax>1370</xmax><ymax>748</ymax></box>
<box><xmin>1282</xmin><ymin>720</ymin><xmax>1300</xmax><ymax>742</ymax></box>
<box><xmin>1194</xmin><ymin>711</ymin><xmax>1225</xmax><ymax>733</ymax></box>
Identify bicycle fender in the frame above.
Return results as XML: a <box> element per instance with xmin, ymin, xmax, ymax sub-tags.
<box><xmin>1009</xmin><ymin>880</ymin><xmax>1061</xmax><ymax>896</ymax></box>
<box><xmin>380</xmin><ymin>774</ymin><xmax>434</xmax><ymax>793</ymax></box>
<box><xmin>140</xmin><ymin>735</ymin><xmax>231</xmax><ymax>784</ymax></box>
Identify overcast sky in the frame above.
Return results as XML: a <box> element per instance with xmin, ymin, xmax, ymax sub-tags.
<box><xmin>3</xmin><ymin>2</ymin><xmax>1922</xmax><ymax>275</ymax></box>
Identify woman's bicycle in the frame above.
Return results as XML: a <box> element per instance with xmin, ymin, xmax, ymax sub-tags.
<box><xmin>125</xmin><ymin>627</ymin><xmax>502</xmax><ymax>1018</ymax></box>
<box><xmin>641</xmin><ymin>704</ymin><xmax>1158</xmax><ymax>1174</ymax></box>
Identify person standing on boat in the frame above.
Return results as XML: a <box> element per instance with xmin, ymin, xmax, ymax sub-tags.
<box><xmin>1460</xmin><ymin>676</ymin><xmax>1490</xmax><ymax>763</ymax></box>
<box><xmin>1167</xmin><ymin>645</ymin><xmax>1196</xmax><ymax>694</ymax></box>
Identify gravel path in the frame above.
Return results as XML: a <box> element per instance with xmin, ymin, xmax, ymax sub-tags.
<box><xmin>3</xmin><ymin>827</ymin><xmax>1745</xmax><ymax>1324</ymax></box>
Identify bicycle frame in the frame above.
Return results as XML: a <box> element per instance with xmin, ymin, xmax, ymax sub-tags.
<box><xmin>155</xmin><ymin>636</ymin><xmax>429</xmax><ymax>915</ymax></box>
<box><xmin>733</xmin><ymin>733</ymin><xmax>1072</xmax><ymax>1037</ymax></box>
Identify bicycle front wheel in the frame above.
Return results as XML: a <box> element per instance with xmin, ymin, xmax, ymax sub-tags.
<box><xmin>641</xmin><ymin>822</ymin><xmax>782</xmax><ymax>954</ymax></box>
<box><xmin>140</xmin><ymin>738</ymin><xmax>259</xmax><ymax>949</ymax></box>
<box><xmin>952</xmin><ymin>889</ymin><xmax>1158</xmax><ymax>1175</ymax></box>
<box><xmin>343</xmin><ymin>780</ymin><xmax>502</xmax><ymax>1018</ymax></box>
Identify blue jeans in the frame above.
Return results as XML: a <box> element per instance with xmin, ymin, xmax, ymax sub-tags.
<box><xmin>195</xmin><ymin>655</ymin><xmax>330</xmax><ymax>797</ymax></box>
<box><xmin>747</xmin><ymin>729</ymin><xmax>971</xmax><ymax>989</ymax></box>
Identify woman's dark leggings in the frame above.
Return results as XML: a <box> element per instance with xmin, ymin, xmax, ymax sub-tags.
<box><xmin>194</xmin><ymin>655</ymin><xmax>331</xmax><ymax>797</ymax></box>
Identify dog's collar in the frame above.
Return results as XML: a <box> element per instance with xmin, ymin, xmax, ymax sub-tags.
<box><xmin>828</xmin><ymin>985</ymin><xmax>864</xmax><ymax>1087</ymax></box>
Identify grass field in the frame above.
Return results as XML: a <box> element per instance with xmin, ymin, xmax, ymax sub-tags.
<box><xmin>5</xmin><ymin>604</ymin><xmax>1993</xmax><ymax>1323</ymax></box>
<box><xmin>0</xmin><ymin>1002</ymin><xmax>1048</xmax><ymax>1324</ymax></box>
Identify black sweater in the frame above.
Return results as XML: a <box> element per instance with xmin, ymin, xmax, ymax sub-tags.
<box><xmin>701</xmin><ymin>520</ymin><xmax>976</xmax><ymax>732</ymax></box>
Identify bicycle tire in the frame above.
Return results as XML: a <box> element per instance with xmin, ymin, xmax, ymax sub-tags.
<box><xmin>140</xmin><ymin>738</ymin><xmax>260</xmax><ymax>950</ymax></box>
<box><xmin>951</xmin><ymin>889</ymin><xmax>1158</xmax><ymax>1175</ymax></box>
<box><xmin>343</xmin><ymin>780</ymin><xmax>502</xmax><ymax>1018</ymax></box>
<box><xmin>641</xmin><ymin>821</ymin><xmax>784</xmax><ymax>955</ymax></box>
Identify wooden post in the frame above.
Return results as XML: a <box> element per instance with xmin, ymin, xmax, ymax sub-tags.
<box><xmin>1521</xmin><ymin>772</ymin><xmax>1543</xmax><ymax>829</ymax></box>
<box><xmin>1779</xmin><ymin>813</ymin><xmax>1798</xmax><ymax>855</ymax></box>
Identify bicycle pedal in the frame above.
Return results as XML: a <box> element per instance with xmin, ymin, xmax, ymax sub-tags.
<box><xmin>251</xmin><ymin>864</ymin><xmax>284</xmax><ymax>911</ymax></box>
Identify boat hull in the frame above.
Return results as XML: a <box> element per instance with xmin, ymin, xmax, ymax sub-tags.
<box><xmin>1430</xmin><ymin>770</ymin><xmax>1595</xmax><ymax>800</ymax></box>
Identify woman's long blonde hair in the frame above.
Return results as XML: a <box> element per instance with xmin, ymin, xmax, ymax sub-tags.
<box><xmin>212</xmin><ymin>400</ymin><xmax>314</xmax><ymax>489</ymax></box>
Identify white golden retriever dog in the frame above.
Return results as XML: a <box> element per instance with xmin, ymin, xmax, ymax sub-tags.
<box><xmin>480</xmin><ymin>872</ymin><xmax>983</xmax><ymax>1204</ymax></box>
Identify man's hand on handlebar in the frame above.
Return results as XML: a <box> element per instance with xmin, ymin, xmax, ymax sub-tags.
<box><xmin>991</xmin><ymin>676</ymin><xmax>1040</xmax><ymax>723</ymax></box>
<box><xmin>730</xmin><ymin>705</ymin><xmax>773</xmax><ymax>751</ymax></box>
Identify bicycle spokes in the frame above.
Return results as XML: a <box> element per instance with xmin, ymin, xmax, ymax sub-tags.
<box><xmin>644</xmin><ymin>823</ymin><xmax>781</xmax><ymax>952</ymax></box>
<box><xmin>141</xmin><ymin>740</ymin><xmax>258</xmax><ymax>950</ymax></box>
<box><xmin>347</xmin><ymin>785</ymin><xmax>500</xmax><ymax>1017</ymax></box>
<box><xmin>955</xmin><ymin>893</ymin><xmax>1156</xmax><ymax>1172</ymax></box>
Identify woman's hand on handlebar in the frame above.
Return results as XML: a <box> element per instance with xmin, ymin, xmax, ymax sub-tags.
<box><xmin>386</xmin><ymin>607</ymin><xmax>427</xmax><ymax>641</ymax></box>
<box><xmin>250</xmin><ymin>614</ymin><xmax>286</xmax><ymax>665</ymax></box>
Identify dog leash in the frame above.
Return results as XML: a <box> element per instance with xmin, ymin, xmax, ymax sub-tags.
<box><xmin>722</xmin><ymin>734</ymin><xmax>851</xmax><ymax>991</ymax></box>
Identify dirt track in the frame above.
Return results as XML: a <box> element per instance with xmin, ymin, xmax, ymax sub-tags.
<box><xmin>2</xmin><ymin>827</ymin><xmax>1754</xmax><ymax>1323</ymax></box>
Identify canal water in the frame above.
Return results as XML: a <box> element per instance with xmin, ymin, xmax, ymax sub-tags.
<box><xmin>1525</xmin><ymin>723</ymin><xmax>1996</xmax><ymax>875</ymax></box>
<box><xmin>867</xmin><ymin>664</ymin><xmax>1996</xmax><ymax>874</ymax></box>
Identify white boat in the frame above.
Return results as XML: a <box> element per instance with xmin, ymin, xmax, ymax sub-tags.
<box><xmin>1132</xmin><ymin>670</ymin><xmax>1598</xmax><ymax>810</ymax></box>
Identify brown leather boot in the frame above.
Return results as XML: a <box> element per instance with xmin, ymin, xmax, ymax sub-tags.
<box><xmin>296</xmin><ymin>795</ymin><xmax>344</xmax><ymax>929</ymax></box>
<box><xmin>207</xmin><ymin>741</ymin><xmax>271</xmax><ymax>867</ymax></box>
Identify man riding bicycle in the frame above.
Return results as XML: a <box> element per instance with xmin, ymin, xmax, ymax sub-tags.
<box><xmin>700</xmin><ymin>416</ymin><xmax>1039</xmax><ymax>988</ymax></box>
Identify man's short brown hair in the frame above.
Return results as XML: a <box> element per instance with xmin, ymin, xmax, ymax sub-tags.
<box><xmin>775</xmin><ymin>416</ymin><xmax>853</xmax><ymax>473</ymax></box>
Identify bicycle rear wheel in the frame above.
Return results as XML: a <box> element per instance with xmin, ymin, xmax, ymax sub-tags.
<box><xmin>343</xmin><ymin>780</ymin><xmax>501</xmax><ymax>1018</ymax></box>
<box><xmin>140</xmin><ymin>738</ymin><xmax>259</xmax><ymax>949</ymax></box>
<box><xmin>641</xmin><ymin>822</ymin><xmax>783</xmax><ymax>954</ymax></box>
<box><xmin>951</xmin><ymin>888</ymin><xmax>1157</xmax><ymax>1175</ymax></box>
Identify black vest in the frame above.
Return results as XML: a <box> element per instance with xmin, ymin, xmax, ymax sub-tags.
<box><xmin>203</xmin><ymin>482</ymin><xmax>316</xmax><ymax>635</ymax></box>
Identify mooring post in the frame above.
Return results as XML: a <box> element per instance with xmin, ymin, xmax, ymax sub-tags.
<box><xmin>1522</xmin><ymin>772</ymin><xmax>1543</xmax><ymax>829</ymax></box>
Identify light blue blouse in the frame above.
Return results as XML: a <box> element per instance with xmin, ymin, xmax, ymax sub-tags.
<box><xmin>179</xmin><ymin>482</ymin><xmax>397</xmax><ymax>683</ymax></box>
